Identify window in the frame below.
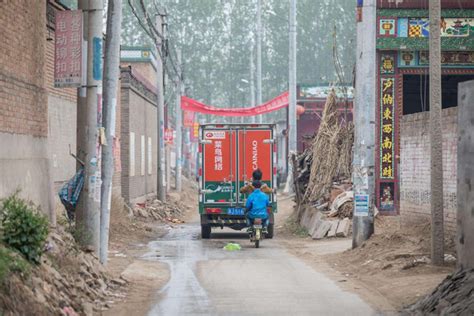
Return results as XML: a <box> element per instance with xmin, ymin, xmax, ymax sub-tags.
<box><xmin>129</xmin><ymin>132</ymin><xmax>135</xmax><ymax>177</ymax></box>
<box><xmin>403</xmin><ymin>74</ymin><xmax>474</xmax><ymax>115</ymax></box>
<box><xmin>148</xmin><ymin>137</ymin><xmax>153</xmax><ymax>175</ymax></box>
<box><xmin>141</xmin><ymin>135</ymin><xmax>145</xmax><ymax>176</ymax></box>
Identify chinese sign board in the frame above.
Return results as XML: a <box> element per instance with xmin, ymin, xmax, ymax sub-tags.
<box><xmin>380</xmin><ymin>54</ymin><xmax>395</xmax><ymax>74</ymax></box>
<box><xmin>183</xmin><ymin>110</ymin><xmax>195</xmax><ymax>127</ymax></box>
<box><xmin>398</xmin><ymin>51</ymin><xmax>474</xmax><ymax>68</ymax></box>
<box><xmin>165</xmin><ymin>128</ymin><xmax>174</xmax><ymax>144</ymax></box>
<box><xmin>354</xmin><ymin>194</ymin><xmax>370</xmax><ymax>216</ymax></box>
<box><xmin>380</xmin><ymin>77</ymin><xmax>395</xmax><ymax>180</ymax></box>
<box><xmin>54</xmin><ymin>10</ymin><xmax>83</xmax><ymax>88</ymax></box>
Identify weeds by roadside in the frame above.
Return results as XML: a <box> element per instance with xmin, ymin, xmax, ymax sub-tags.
<box><xmin>284</xmin><ymin>213</ymin><xmax>309</xmax><ymax>237</ymax></box>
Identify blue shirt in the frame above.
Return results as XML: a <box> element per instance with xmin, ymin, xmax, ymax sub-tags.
<box><xmin>245</xmin><ymin>189</ymin><xmax>270</xmax><ymax>219</ymax></box>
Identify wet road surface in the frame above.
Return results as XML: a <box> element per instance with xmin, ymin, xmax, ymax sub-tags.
<box><xmin>145</xmin><ymin>224</ymin><xmax>374</xmax><ymax>316</ymax></box>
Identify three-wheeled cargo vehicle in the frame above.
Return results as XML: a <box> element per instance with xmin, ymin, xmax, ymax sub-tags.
<box><xmin>198</xmin><ymin>124</ymin><xmax>277</xmax><ymax>239</ymax></box>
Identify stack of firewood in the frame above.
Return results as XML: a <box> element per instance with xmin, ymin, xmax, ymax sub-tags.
<box><xmin>293</xmin><ymin>89</ymin><xmax>354</xmax><ymax>209</ymax></box>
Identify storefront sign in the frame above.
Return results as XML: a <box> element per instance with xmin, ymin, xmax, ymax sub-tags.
<box><xmin>54</xmin><ymin>10</ymin><xmax>83</xmax><ymax>87</ymax></box>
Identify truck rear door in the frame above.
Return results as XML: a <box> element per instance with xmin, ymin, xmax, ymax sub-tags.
<box><xmin>238</xmin><ymin>127</ymin><xmax>274</xmax><ymax>203</ymax></box>
<box><xmin>202</xmin><ymin>128</ymin><xmax>238</xmax><ymax>204</ymax></box>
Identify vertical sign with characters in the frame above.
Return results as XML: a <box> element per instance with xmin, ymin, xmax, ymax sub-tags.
<box><xmin>380</xmin><ymin>77</ymin><xmax>395</xmax><ymax>180</ymax></box>
<box><xmin>54</xmin><ymin>10</ymin><xmax>83</xmax><ymax>87</ymax></box>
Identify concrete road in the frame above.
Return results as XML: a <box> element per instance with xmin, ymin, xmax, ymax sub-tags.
<box><xmin>144</xmin><ymin>224</ymin><xmax>375</xmax><ymax>316</ymax></box>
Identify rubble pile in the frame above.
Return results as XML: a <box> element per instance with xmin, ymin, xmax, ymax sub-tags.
<box><xmin>406</xmin><ymin>268</ymin><xmax>474</xmax><ymax>315</ymax></box>
<box><xmin>0</xmin><ymin>227</ymin><xmax>126</xmax><ymax>315</ymax></box>
<box><xmin>133</xmin><ymin>198</ymin><xmax>185</xmax><ymax>223</ymax></box>
<box><xmin>299</xmin><ymin>191</ymin><xmax>353</xmax><ymax>239</ymax></box>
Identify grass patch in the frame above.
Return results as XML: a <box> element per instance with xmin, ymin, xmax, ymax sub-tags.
<box><xmin>0</xmin><ymin>246</ymin><xmax>30</xmax><ymax>284</ymax></box>
<box><xmin>284</xmin><ymin>214</ymin><xmax>309</xmax><ymax>237</ymax></box>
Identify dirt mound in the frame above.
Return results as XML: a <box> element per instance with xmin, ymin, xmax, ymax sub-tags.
<box><xmin>326</xmin><ymin>216</ymin><xmax>456</xmax><ymax>310</ymax></box>
<box><xmin>406</xmin><ymin>268</ymin><xmax>474</xmax><ymax>315</ymax></box>
<box><xmin>0</xmin><ymin>226</ymin><xmax>126</xmax><ymax>315</ymax></box>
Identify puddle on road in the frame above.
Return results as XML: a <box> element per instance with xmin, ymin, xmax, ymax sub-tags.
<box><xmin>145</xmin><ymin>224</ymin><xmax>215</xmax><ymax>315</ymax></box>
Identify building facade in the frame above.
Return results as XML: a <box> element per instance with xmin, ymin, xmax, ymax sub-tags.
<box><xmin>0</xmin><ymin>1</ymin><xmax>54</xmax><ymax>217</ymax></box>
<box><xmin>375</xmin><ymin>0</ymin><xmax>474</xmax><ymax>236</ymax></box>
<box><xmin>120</xmin><ymin>47</ymin><xmax>159</xmax><ymax>204</ymax></box>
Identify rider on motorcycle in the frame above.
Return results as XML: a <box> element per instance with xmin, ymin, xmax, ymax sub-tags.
<box><xmin>245</xmin><ymin>180</ymin><xmax>270</xmax><ymax>233</ymax></box>
<box><xmin>240</xmin><ymin>169</ymin><xmax>272</xmax><ymax>194</ymax></box>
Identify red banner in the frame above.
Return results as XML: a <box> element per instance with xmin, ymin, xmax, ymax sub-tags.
<box><xmin>181</xmin><ymin>92</ymin><xmax>289</xmax><ymax>116</ymax></box>
<box><xmin>183</xmin><ymin>110</ymin><xmax>195</xmax><ymax>127</ymax></box>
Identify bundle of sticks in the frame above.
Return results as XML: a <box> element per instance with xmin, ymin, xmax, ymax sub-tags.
<box><xmin>294</xmin><ymin>90</ymin><xmax>354</xmax><ymax>206</ymax></box>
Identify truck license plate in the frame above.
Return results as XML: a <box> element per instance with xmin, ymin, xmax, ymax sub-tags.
<box><xmin>228</xmin><ymin>208</ymin><xmax>244</xmax><ymax>215</ymax></box>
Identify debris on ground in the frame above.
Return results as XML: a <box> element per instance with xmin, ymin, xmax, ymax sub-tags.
<box><xmin>325</xmin><ymin>216</ymin><xmax>456</xmax><ymax>309</ymax></box>
<box><xmin>223</xmin><ymin>243</ymin><xmax>241</xmax><ymax>251</ymax></box>
<box><xmin>133</xmin><ymin>198</ymin><xmax>185</xmax><ymax>223</ymax></box>
<box><xmin>405</xmin><ymin>268</ymin><xmax>474</xmax><ymax>315</ymax></box>
<box><xmin>0</xmin><ymin>226</ymin><xmax>126</xmax><ymax>315</ymax></box>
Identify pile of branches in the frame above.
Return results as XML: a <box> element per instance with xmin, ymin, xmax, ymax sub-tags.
<box><xmin>295</xmin><ymin>90</ymin><xmax>354</xmax><ymax>206</ymax></box>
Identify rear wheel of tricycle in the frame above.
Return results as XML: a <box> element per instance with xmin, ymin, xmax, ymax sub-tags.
<box><xmin>266</xmin><ymin>224</ymin><xmax>274</xmax><ymax>239</ymax></box>
<box><xmin>201</xmin><ymin>224</ymin><xmax>211</xmax><ymax>239</ymax></box>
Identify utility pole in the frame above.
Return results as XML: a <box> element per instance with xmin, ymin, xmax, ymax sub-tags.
<box><xmin>457</xmin><ymin>80</ymin><xmax>474</xmax><ymax>270</ymax></box>
<box><xmin>256</xmin><ymin>0</ymin><xmax>263</xmax><ymax>123</ymax></box>
<box><xmin>249</xmin><ymin>44</ymin><xmax>256</xmax><ymax>124</ymax></box>
<box><xmin>175</xmin><ymin>49</ymin><xmax>183</xmax><ymax>192</ymax></box>
<box><xmin>156</xmin><ymin>12</ymin><xmax>166</xmax><ymax>202</ymax></box>
<box><xmin>429</xmin><ymin>0</ymin><xmax>444</xmax><ymax>266</ymax></box>
<box><xmin>284</xmin><ymin>0</ymin><xmax>297</xmax><ymax>192</ymax></box>
<box><xmin>100</xmin><ymin>0</ymin><xmax>121</xmax><ymax>265</ymax></box>
<box><xmin>352</xmin><ymin>0</ymin><xmax>376</xmax><ymax>248</ymax></box>
<box><xmin>288</xmin><ymin>0</ymin><xmax>297</xmax><ymax>154</ymax></box>
<box><xmin>75</xmin><ymin>0</ymin><xmax>103</xmax><ymax>253</ymax></box>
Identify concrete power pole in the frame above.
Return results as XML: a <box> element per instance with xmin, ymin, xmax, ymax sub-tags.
<box><xmin>100</xmin><ymin>0</ymin><xmax>122</xmax><ymax>265</ymax></box>
<box><xmin>288</xmin><ymin>0</ymin><xmax>297</xmax><ymax>154</ymax></box>
<box><xmin>76</xmin><ymin>0</ymin><xmax>103</xmax><ymax>253</ymax></box>
<box><xmin>352</xmin><ymin>0</ymin><xmax>376</xmax><ymax>248</ymax></box>
<box><xmin>175</xmin><ymin>49</ymin><xmax>183</xmax><ymax>192</ymax></box>
<box><xmin>250</xmin><ymin>44</ymin><xmax>256</xmax><ymax>124</ymax></box>
<box><xmin>256</xmin><ymin>0</ymin><xmax>263</xmax><ymax>123</ymax></box>
<box><xmin>283</xmin><ymin>0</ymin><xmax>297</xmax><ymax>194</ymax></box>
<box><xmin>156</xmin><ymin>13</ymin><xmax>166</xmax><ymax>202</ymax></box>
<box><xmin>284</xmin><ymin>0</ymin><xmax>297</xmax><ymax>194</ymax></box>
<box><xmin>429</xmin><ymin>0</ymin><xmax>444</xmax><ymax>266</ymax></box>
<box><xmin>457</xmin><ymin>80</ymin><xmax>474</xmax><ymax>270</ymax></box>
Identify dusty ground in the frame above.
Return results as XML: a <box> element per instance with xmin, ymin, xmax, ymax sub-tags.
<box><xmin>102</xmin><ymin>178</ymin><xmax>198</xmax><ymax>316</ymax></box>
<box><xmin>102</xmin><ymin>189</ymin><xmax>455</xmax><ymax>315</ymax></box>
<box><xmin>277</xmin><ymin>195</ymin><xmax>456</xmax><ymax>313</ymax></box>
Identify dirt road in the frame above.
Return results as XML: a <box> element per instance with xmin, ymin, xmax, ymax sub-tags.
<box><xmin>141</xmin><ymin>198</ymin><xmax>374</xmax><ymax>315</ymax></box>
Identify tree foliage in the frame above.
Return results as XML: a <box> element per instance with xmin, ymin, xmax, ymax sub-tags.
<box><xmin>122</xmin><ymin>0</ymin><xmax>356</xmax><ymax>121</ymax></box>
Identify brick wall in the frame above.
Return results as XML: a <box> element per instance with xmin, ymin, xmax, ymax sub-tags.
<box><xmin>120</xmin><ymin>61</ymin><xmax>156</xmax><ymax>85</ymax></box>
<box><xmin>0</xmin><ymin>1</ymin><xmax>54</xmax><ymax>217</ymax></box>
<box><xmin>120</xmin><ymin>67</ymin><xmax>158</xmax><ymax>204</ymax></box>
<box><xmin>0</xmin><ymin>1</ymin><xmax>48</xmax><ymax>136</ymax></box>
<box><xmin>399</xmin><ymin>107</ymin><xmax>458</xmax><ymax>237</ymax></box>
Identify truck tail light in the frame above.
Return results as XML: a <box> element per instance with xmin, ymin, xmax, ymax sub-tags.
<box><xmin>206</xmin><ymin>208</ymin><xmax>222</xmax><ymax>214</ymax></box>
